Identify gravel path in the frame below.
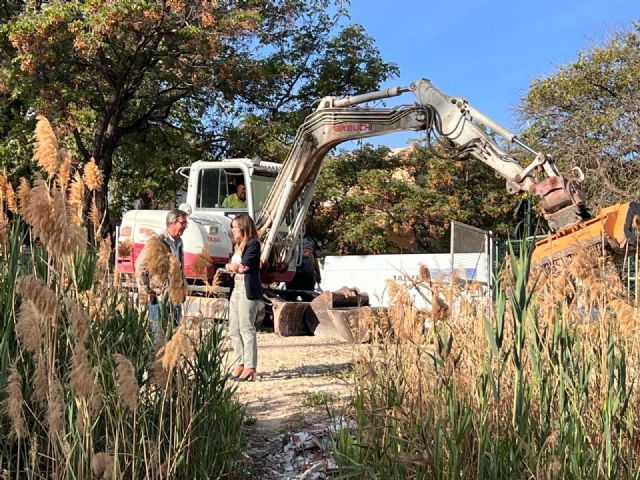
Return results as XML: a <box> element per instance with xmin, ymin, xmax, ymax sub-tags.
<box><xmin>228</xmin><ymin>332</ymin><xmax>356</xmax><ymax>479</ymax></box>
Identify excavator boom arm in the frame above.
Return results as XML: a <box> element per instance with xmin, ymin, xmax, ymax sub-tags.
<box><xmin>257</xmin><ymin>79</ymin><xmax>590</xmax><ymax>266</ymax></box>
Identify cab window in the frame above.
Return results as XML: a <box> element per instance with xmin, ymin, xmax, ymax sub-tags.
<box><xmin>197</xmin><ymin>168</ymin><xmax>247</xmax><ymax>209</ymax></box>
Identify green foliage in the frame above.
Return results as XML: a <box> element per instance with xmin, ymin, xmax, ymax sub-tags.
<box><xmin>0</xmin><ymin>2</ymin><xmax>34</xmax><ymax>182</ymax></box>
<box><xmin>310</xmin><ymin>143</ymin><xmax>517</xmax><ymax>254</ymax></box>
<box><xmin>0</xmin><ymin>0</ymin><xmax>397</xmax><ymax>230</ymax></box>
<box><xmin>225</xmin><ymin>23</ymin><xmax>399</xmax><ymax>163</ymax></box>
<box><xmin>301</xmin><ymin>390</ymin><xmax>337</xmax><ymax>408</ymax></box>
<box><xmin>519</xmin><ymin>22</ymin><xmax>640</xmax><ymax>210</ymax></box>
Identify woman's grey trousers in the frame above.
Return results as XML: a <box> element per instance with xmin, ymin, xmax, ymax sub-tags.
<box><xmin>228</xmin><ymin>277</ymin><xmax>260</xmax><ymax>369</ymax></box>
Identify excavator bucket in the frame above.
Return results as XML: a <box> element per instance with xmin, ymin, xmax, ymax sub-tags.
<box><xmin>271</xmin><ymin>298</ymin><xmax>312</xmax><ymax>336</ymax></box>
<box><xmin>306</xmin><ymin>289</ymin><xmax>370</xmax><ymax>342</ymax></box>
<box><xmin>532</xmin><ymin>202</ymin><xmax>640</xmax><ymax>266</ymax></box>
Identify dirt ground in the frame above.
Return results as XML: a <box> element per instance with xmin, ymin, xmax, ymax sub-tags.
<box><xmin>227</xmin><ymin>332</ymin><xmax>357</xmax><ymax>479</ymax></box>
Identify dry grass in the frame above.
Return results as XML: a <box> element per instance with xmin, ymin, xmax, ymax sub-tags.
<box><xmin>114</xmin><ymin>353</ymin><xmax>138</xmax><ymax>411</ymax></box>
<box><xmin>339</xmin><ymin>246</ymin><xmax>640</xmax><ymax>478</ymax></box>
<box><xmin>83</xmin><ymin>158</ymin><xmax>103</xmax><ymax>192</ymax></box>
<box><xmin>33</xmin><ymin>115</ymin><xmax>61</xmax><ymax>178</ymax></box>
<box><xmin>191</xmin><ymin>247</ymin><xmax>212</xmax><ymax>277</ymax></box>
<box><xmin>4</xmin><ymin>364</ymin><xmax>27</xmax><ymax>439</ymax></box>
<box><xmin>69</xmin><ymin>343</ymin><xmax>93</xmax><ymax>398</ymax></box>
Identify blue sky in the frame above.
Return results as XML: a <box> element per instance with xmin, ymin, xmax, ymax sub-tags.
<box><xmin>340</xmin><ymin>0</ymin><xmax>640</xmax><ymax>148</ymax></box>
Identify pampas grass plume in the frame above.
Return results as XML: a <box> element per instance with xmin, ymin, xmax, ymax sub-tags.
<box><xmin>168</xmin><ymin>254</ymin><xmax>187</xmax><ymax>305</ymax></box>
<box><xmin>19</xmin><ymin>274</ymin><xmax>58</xmax><ymax>320</ymax></box>
<box><xmin>33</xmin><ymin>115</ymin><xmax>60</xmax><ymax>178</ymax></box>
<box><xmin>42</xmin><ymin>186</ymin><xmax>87</xmax><ymax>257</ymax></box>
<box><xmin>89</xmin><ymin>376</ymin><xmax>104</xmax><ymax>420</ymax></box>
<box><xmin>610</xmin><ymin>298</ymin><xmax>637</xmax><ymax>334</ymax></box>
<box><xmin>0</xmin><ymin>212</ymin><xmax>7</xmax><ymax>250</ymax></box>
<box><xmin>151</xmin><ymin>328</ymin><xmax>169</xmax><ymax>387</ymax></box>
<box><xmin>16</xmin><ymin>299</ymin><xmax>42</xmax><ymax>353</ymax></box>
<box><xmin>47</xmin><ymin>374</ymin><xmax>64</xmax><ymax>439</ymax></box>
<box><xmin>20</xmin><ymin>177</ymin><xmax>86</xmax><ymax>256</ymax></box>
<box><xmin>418</xmin><ymin>263</ymin><xmax>431</xmax><ymax>282</ymax></box>
<box><xmin>569</xmin><ymin>251</ymin><xmax>594</xmax><ymax>281</ymax></box>
<box><xmin>161</xmin><ymin>324</ymin><xmax>194</xmax><ymax>372</ymax></box>
<box><xmin>23</xmin><ymin>177</ymin><xmax>53</xmax><ymax>239</ymax></box>
<box><xmin>97</xmin><ymin>238</ymin><xmax>111</xmax><ymax>271</ymax></box>
<box><xmin>32</xmin><ymin>354</ymin><xmax>48</xmax><ymax>404</ymax></box>
<box><xmin>91</xmin><ymin>452</ymin><xmax>115</xmax><ymax>480</ymax></box>
<box><xmin>5</xmin><ymin>180</ymin><xmax>17</xmax><ymax>213</ymax></box>
<box><xmin>57</xmin><ymin>154</ymin><xmax>71</xmax><ymax>190</ymax></box>
<box><xmin>68</xmin><ymin>173</ymin><xmax>84</xmax><ymax>225</ymax></box>
<box><xmin>17</xmin><ymin>177</ymin><xmax>31</xmax><ymax>216</ymax></box>
<box><xmin>114</xmin><ymin>354</ymin><xmax>138</xmax><ymax>411</ymax></box>
<box><xmin>69</xmin><ymin>343</ymin><xmax>93</xmax><ymax>398</ymax></box>
<box><xmin>68</xmin><ymin>299</ymin><xmax>89</xmax><ymax>342</ymax></box>
<box><xmin>83</xmin><ymin>158</ymin><xmax>103</xmax><ymax>192</ymax></box>
<box><xmin>89</xmin><ymin>195</ymin><xmax>100</xmax><ymax>230</ymax></box>
<box><xmin>191</xmin><ymin>248</ymin><xmax>212</xmax><ymax>277</ymax></box>
<box><xmin>4</xmin><ymin>363</ymin><xmax>27</xmax><ymax>439</ymax></box>
<box><xmin>0</xmin><ymin>171</ymin><xmax>7</xmax><ymax>200</ymax></box>
<box><xmin>141</xmin><ymin>235</ymin><xmax>171</xmax><ymax>279</ymax></box>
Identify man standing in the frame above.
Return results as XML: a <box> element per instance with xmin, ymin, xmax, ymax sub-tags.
<box><xmin>221</xmin><ymin>183</ymin><xmax>247</xmax><ymax>208</ymax></box>
<box><xmin>286</xmin><ymin>234</ymin><xmax>321</xmax><ymax>292</ymax></box>
<box><xmin>135</xmin><ymin>209</ymin><xmax>189</xmax><ymax>329</ymax></box>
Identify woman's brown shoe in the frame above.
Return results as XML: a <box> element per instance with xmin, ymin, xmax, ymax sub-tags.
<box><xmin>235</xmin><ymin>368</ymin><xmax>256</xmax><ymax>382</ymax></box>
<box><xmin>230</xmin><ymin>364</ymin><xmax>244</xmax><ymax>380</ymax></box>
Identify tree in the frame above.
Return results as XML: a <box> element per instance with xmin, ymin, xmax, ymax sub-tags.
<box><xmin>224</xmin><ymin>24</ymin><xmax>399</xmax><ymax>163</ymax></box>
<box><xmin>518</xmin><ymin>22</ymin><xmax>640</xmax><ymax>210</ymax></box>
<box><xmin>0</xmin><ymin>0</ymin><xmax>34</xmax><ymax>183</ymax></box>
<box><xmin>310</xmin><ymin>143</ymin><xmax>517</xmax><ymax>255</ymax></box>
<box><xmin>4</xmin><ymin>0</ymin><xmax>394</xmax><ymax>230</ymax></box>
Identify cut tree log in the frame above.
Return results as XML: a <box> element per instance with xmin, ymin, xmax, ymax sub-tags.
<box><xmin>272</xmin><ymin>299</ymin><xmax>311</xmax><ymax>336</ymax></box>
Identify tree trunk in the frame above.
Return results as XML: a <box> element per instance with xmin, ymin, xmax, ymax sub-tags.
<box><xmin>93</xmin><ymin>147</ymin><xmax>115</xmax><ymax>237</ymax></box>
<box><xmin>91</xmin><ymin>119</ymin><xmax>118</xmax><ymax>237</ymax></box>
<box><xmin>90</xmin><ymin>99</ymin><xmax>123</xmax><ymax>238</ymax></box>
<box><xmin>138</xmin><ymin>191</ymin><xmax>154</xmax><ymax>209</ymax></box>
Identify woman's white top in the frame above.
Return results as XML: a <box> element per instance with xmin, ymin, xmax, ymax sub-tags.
<box><xmin>231</xmin><ymin>252</ymin><xmax>244</xmax><ymax>281</ymax></box>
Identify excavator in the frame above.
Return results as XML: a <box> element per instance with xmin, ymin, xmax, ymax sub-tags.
<box><xmin>116</xmin><ymin>78</ymin><xmax>639</xmax><ymax>338</ymax></box>
<box><xmin>254</xmin><ymin>78</ymin><xmax>639</xmax><ymax>271</ymax></box>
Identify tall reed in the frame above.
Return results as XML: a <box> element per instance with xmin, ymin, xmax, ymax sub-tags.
<box><xmin>335</xmin><ymin>240</ymin><xmax>640</xmax><ymax>479</ymax></box>
<box><xmin>0</xmin><ymin>117</ymin><xmax>245</xmax><ymax>478</ymax></box>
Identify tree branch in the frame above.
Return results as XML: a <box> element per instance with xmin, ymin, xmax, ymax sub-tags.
<box><xmin>72</xmin><ymin>128</ymin><xmax>91</xmax><ymax>161</ymax></box>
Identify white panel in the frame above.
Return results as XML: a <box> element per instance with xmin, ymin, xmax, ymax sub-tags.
<box><xmin>320</xmin><ymin>253</ymin><xmax>489</xmax><ymax>308</ymax></box>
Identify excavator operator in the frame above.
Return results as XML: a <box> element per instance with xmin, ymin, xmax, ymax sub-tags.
<box><xmin>222</xmin><ymin>183</ymin><xmax>247</xmax><ymax>208</ymax></box>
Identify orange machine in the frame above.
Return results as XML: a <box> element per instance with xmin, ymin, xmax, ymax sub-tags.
<box><xmin>532</xmin><ymin>202</ymin><xmax>640</xmax><ymax>265</ymax></box>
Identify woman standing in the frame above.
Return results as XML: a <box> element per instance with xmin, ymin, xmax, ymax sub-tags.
<box><xmin>225</xmin><ymin>214</ymin><xmax>263</xmax><ymax>382</ymax></box>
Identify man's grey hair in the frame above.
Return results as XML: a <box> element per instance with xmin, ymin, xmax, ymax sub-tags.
<box><xmin>166</xmin><ymin>208</ymin><xmax>188</xmax><ymax>226</ymax></box>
